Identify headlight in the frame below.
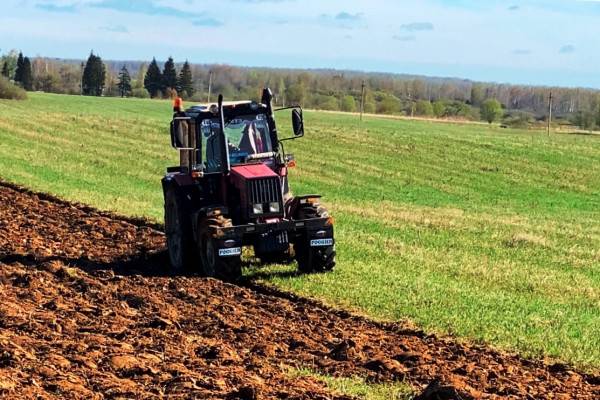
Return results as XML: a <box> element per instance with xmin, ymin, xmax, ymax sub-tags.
<box><xmin>269</xmin><ymin>202</ymin><xmax>280</xmax><ymax>213</ymax></box>
<box><xmin>253</xmin><ymin>203</ymin><xmax>263</xmax><ymax>214</ymax></box>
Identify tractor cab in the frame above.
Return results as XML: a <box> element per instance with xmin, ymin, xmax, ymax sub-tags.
<box><xmin>197</xmin><ymin>103</ymin><xmax>277</xmax><ymax>171</ymax></box>
<box><xmin>162</xmin><ymin>88</ymin><xmax>334</xmax><ymax>280</ymax></box>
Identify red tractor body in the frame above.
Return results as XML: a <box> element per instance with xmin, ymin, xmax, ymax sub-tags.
<box><xmin>161</xmin><ymin>89</ymin><xmax>335</xmax><ymax>279</ymax></box>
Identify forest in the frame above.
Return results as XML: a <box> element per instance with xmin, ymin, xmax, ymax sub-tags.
<box><xmin>2</xmin><ymin>49</ymin><xmax>600</xmax><ymax>129</ymax></box>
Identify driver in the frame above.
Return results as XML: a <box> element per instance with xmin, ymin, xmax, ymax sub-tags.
<box><xmin>239</xmin><ymin>122</ymin><xmax>265</xmax><ymax>154</ymax></box>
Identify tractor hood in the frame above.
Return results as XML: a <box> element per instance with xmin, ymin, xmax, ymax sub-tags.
<box><xmin>230</xmin><ymin>164</ymin><xmax>284</xmax><ymax>220</ymax></box>
<box><xmin>230</xmin><ymin>164</ymin><xmax>277</xmax><ymax>180</ymax></box>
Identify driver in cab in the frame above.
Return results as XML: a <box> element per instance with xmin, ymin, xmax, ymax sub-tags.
<box><xmin>239</xmin><ymin>121</ymin><xmax>265</xmax><ymax>155</ymax></box>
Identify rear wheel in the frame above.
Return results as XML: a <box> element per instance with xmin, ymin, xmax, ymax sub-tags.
<box><xmin>197</xmin><ymin>215</ymin><xmax>242</xmax><ymax>281</ymax></box>
<box><xmin>164</xmin><ymin>188</ymin><xmax>195</xmax><ymax>273</ymax></box>
<box><xmin>294</xmin><ymin>202</ymin><xmax>336</xmax><ymax>273</ymax></box>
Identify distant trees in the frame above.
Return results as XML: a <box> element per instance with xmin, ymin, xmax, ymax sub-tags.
<box><xmin>13</xmin><ymin>52</ymin><xmax>33</xmax><ymax>90</ymax></box>
<box><xmin>0</xmin><ymin>50</ymin><xmax>18</xmax><ymax>80</ymax></box>
<box><xmin>144</xmin><ymin>58</ymin><xmax>163</xmax><ymax>98</ymax></box>
<box><xmin>131</xmin><ymin>63</ymin><xmax>147</xmax><ymax>98</ymax></box>
<box><xmin>314</xmin><ymin>95</ymin><xmax>338</xmax><ymax>111</ymax></box>
<box><xmin>433</xmin><ymin>101</ymin><xmax>445</xmax><ymax>118</ymax></box>
<box><xmin>20</xmin><ymin>57</ymin><xmax>33</xmax><ymax>90</ymax></box>
<box><xmin>377</xmin><ymin>94</ymin><xmax>400</xmax><ymax>114</ymax></box>
<box><xmin>480</xmin><ymin>99</ymin><xmax>503</xmax><ymax>124</ymax></box>
<box><xmin>162</xmin><ymin>56</ymin><xmax>177</xmax><ymax>96</ymax></box>
<box><xmin>286</xmin><ymin>83</ymin><xmax>307</xmax><ymax>107</ymax></box>
<box><xmin>7</xmin><ymin>48</ymin><xmax>600</xmax><ymax>129</ymax></box>
<box><xmin>14</xmin><ymin>53</ymin><xmax>24</xmax><ymax>84</ymax></box>
<box><xmin>470</xmin><ymin>84</ymin><xmax>484</xmax><ymax>107</ymax></box>
<box><xmin>415</xmin><ymin>100</ymin><xmax>433</xmax><ymax>116</ymax></box>
<box><xmin>503</xmin><ymin>111</ymin><xmax>534</xmax><ymax>128</ymax></box>
<box><xmin>1</xmin><ymin>62</ymin><xmax>9</xmax><ymax>78</ymax></box>
<box><xmin>571</xmin><ymin>108</ymin><xmax>600</xmax><ymax>131</ymax></box>
<box><xmin>30</xmin><ymin>58</ymin><xmax>81</xmax><ymax>94</ymax></box>
<box><xmin>82</xmin><ymin>52</ymin><xmax>106</xmax><ymax>96</ymax></box>
<box><xmin>275</xmin><ymin>77</ymin><xmax>286</xmax><ymax>106</ymax></box>
<box><xmin>177</xmin><ymin>61</ymin><xmax>194</xmax><ymax>99</ymax></box>
<box><xmin>341</xmin><ymin>95</ymin><xmax>357</xmax><ymax>112</ymax></box>
<box><xmin>117</xmin><ymin>66</ymin><xmax>132</xmax><ymax>97</ymax></box>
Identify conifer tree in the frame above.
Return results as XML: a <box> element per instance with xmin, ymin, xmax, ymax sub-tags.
<box><xmin>14</xmin><ymin>52</ymin><xmax>24</xmax><ymax>85</ymax></box>
<box><xmin>177</xmin><ymin>60</ymin><xmax>194</xmax><ymax>98</ymax></box>
<box><xmin>144</xmin><ymin>58</ymin><xmax>163</xmax><ymax>98</ymax></box>
<box><xmin>162</xmin><ymin>56</ymin><xmax>177</xmax><ymax>94</ymax></box>
<box><xmin>117</xmin><ymin>65</ymin><xmax>132</xmax><ymax>97</ymax></box>
<box><xmin>82</xmin><ymin>51</ymin><xmax>106</xmax><ymax>96</ymax></box>
<box><xmin>21</xmin><ymin>57</ymin><xmax>33</xmax><ymax>90</ymax></box>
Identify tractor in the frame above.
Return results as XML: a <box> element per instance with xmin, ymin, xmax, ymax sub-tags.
<box><xmin>162</xmin><ymin>88</ymin><xmax>335</xmax><ymax>280</ymax></box>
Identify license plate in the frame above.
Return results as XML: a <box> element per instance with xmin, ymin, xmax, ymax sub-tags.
<box><xmin>218</xmin><ymin>247</ymin><xmax>241</xmax><ymax>257</ymax></box>
<box><xmin>310</xmin><ymin>238</ymin><xmax>333</xmax><ymax>247</ymax></box>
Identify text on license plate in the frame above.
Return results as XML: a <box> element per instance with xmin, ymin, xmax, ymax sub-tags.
<box><xmin>310</xmin><ymin>238</ymin><xmax>334</xmax><ymax>247</ymax></box>
<box><xmin>219</xmin><ymin>247</ymin><xmax>242</xmax><ymax>257</ymax></box>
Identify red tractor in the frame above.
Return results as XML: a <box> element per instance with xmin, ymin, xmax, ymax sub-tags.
<box><xmin>162</xmin><ymin>88</ymin><xmax>335</xmax><ymax>280</ymax></box>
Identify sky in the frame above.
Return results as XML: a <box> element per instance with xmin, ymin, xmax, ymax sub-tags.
<box><xmin>1</xmin><ymin>0</ymin><xmax>600</xmax><ymax>88</ymax></box>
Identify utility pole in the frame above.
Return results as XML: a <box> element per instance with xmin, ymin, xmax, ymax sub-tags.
<box><xmin>360</xmin><ymin>80</ymin><xmax>365</xmax><ymax>121</ymax></box>
<box><xmin>207</xmin><ymin>70</ymin><xmax>213</xmax><ymax>103</ymax></box>
<box><xmin>547</xmin><ymin>91</ymin><xmax>553</xmax><ymax>136</ymax></box>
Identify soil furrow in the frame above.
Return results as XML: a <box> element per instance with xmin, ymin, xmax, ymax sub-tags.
<box><xmin>0</xmin><ymin>181</ymin><xmax>598</xmax><ymax>399</ymax></box>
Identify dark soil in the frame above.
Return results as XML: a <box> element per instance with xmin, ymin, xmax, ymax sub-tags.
<box><xmin>0</xmin><ymin>181</ymin><xmax>598</xmax><ymax>399</ymax></box>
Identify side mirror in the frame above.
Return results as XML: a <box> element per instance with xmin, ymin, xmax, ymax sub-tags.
<box><xmin>292</xmin><ymin>109</ymin><xmax>304</xmax><ymax>137</ymax></box>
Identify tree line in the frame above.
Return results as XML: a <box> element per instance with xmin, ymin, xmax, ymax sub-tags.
<box><xmin>1</xmin><ymin>52</ymin><xmax>33</xmax><ymax>91</ymax></box>
<box><xmin>3</xmin><ymin>48</ymin><xmax>600</xmax><ymax>130</ymax></box>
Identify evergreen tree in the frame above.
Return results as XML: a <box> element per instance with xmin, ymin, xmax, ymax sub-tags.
<box><xmin>177</xmin><ymin>60</ymin><xmax>194</xmax><ymax>98</ymax></box>
<box><xmin>21</xmin><ymin>57</ymin><xmax>33</xmax><ymax>91</ymax></box>
<box><xmin>1</xmin><ymin>62</ymin><xmax>9</xmax><ymax>79</ymax></box>
<box><xmin>144</xmin><ymin>58</ymin><xmax>163</xmax><ymax>98</ymax></box>
<box><xmin>117</xmin><ymin>65</ymin><xmax>132</xmax><ymax>97</ymax></box>
<box><xmin>14</xmin><ymin>52</ymin><xmax>24</xmax><ymax>85</ymax></box>
<box><xmin>82</xmin><ymin>52</ymin><xmax>106</xmax><ymax>96</ymax></box>
<box><xmin>162</xmin><ymin>56</ymin><xmax>177</xmax><ymax>95</ymax></box>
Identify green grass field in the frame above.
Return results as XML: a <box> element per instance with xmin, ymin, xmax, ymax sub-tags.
<box><xmin>1</xmin><ymin>93</ymin><xmax>599</xmax><ymax>370</ymax></box>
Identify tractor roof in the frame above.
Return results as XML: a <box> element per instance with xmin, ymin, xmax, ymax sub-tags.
<box><xmin>185</xmin><ymin>100</ymin><xmax>267</xmax><ymax>120</ymax></box>
<box><xmin>191</xmin><ymin>101</ymin><xmax>253</xmax><ymax>110</ymax></box>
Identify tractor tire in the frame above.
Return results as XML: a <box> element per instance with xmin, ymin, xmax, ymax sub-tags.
<box><xmin>197</xmin><ymin>215</ymin><xmax>242</xmax><ymax>281</ymax></box>
<box><xmin>164</xmin><ymin>188</ymin><xmax>195</xmax><ymax>273</ymax></box>
<box><xmin>294</xmin><ymin>203</ymin><xmax>336</xmax><ymax>273</ymax></box>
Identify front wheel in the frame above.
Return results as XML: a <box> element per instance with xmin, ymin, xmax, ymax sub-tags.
<box><xmin>197</xmin><ymin>215</ymin><xmax>242</xmax><ymax>281</ymax></box>
<box><xmin>294</xmin><ymin>202</ymin><xmax>336</xmax><ymax>273</ymax></box>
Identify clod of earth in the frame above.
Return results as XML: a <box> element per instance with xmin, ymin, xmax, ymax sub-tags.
<box><xmin>0</xmin><ymin>181</ymin><xmax>598</xmax><ymax>399</ymax></box>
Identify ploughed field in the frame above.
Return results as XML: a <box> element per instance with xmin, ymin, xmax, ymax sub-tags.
<box><xmin>1</xmin><ymin>93</ymin><xmax>600</xmax><ymax>376</ymax></box>
<box><xmin>1</xmin><ymin>182</ymin><xmax>599</xmax><ymax>399</ymax></box>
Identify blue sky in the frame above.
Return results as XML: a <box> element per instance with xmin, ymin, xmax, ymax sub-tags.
<box><xmin>1</xmin><ymin>0</ymin><xmax>599</xmax><ymax>88</ymax></box>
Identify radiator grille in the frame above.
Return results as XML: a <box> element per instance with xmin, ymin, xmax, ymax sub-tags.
<box><xmin>249</xmin><ymin>177</ymin><xmax>282</xmax><ymax>207</ymax></box>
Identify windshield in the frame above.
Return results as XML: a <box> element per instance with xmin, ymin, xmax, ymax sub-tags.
<box><xmin>226</xmin><ymin>114</ymin><xmax>273</xmax><ymax>163</ymax></box>
<box><xmin>200</xmin><ymin>113</ymin><xmax>273</xmax><ymax>172</ymax></box>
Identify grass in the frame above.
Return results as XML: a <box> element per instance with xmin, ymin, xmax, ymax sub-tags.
<box><xmin>288</xmin><ymin>368</ymin><xmax>413</xmax><ymax>399</ymax></box>
<box><xmin>1</xmin><ymin>93</ymin><xmax>599</xmax><ymax>372</ymax></box>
